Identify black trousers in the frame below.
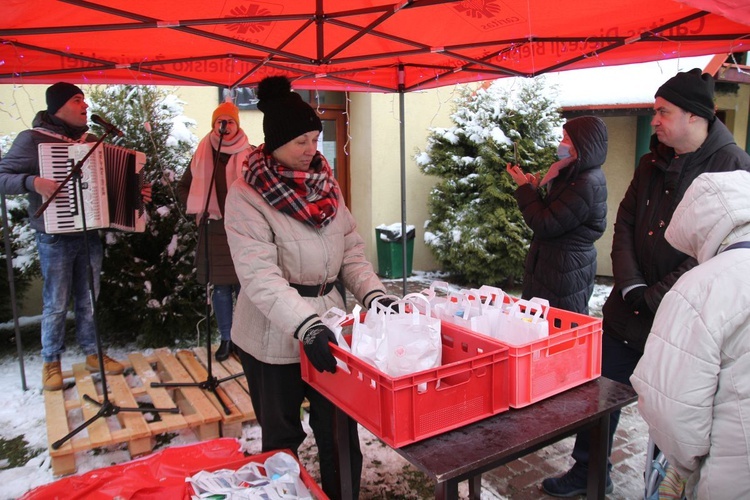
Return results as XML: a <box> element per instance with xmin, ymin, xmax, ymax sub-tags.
<box><xmin>237</xmin><ymin>348</ymin><xmax>363</xmax><ymax>500</ymax></box>
<box><xmin>570</xmin><ymin>333</ymin><xmax>643</xmax><ymax>474</ymax></box>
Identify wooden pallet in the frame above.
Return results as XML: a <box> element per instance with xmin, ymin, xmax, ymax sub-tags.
<box><xmin>178</xmin><ymin>347</ymin><xmax>255</xmax><ymax>438</ymax></box>
<box><xmin>44</xmin><ymin>347</ymin><xmax>255</xmax><ymax>477</ymax></box>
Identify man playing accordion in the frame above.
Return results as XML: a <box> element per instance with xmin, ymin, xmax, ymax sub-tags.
<box><xmin>0</xmin><ymin>82</ymin><xmax>150</xmax><ymax>391</ymax></box>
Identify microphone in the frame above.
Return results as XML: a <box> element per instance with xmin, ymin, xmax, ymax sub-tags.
<box><xmin>91</xmin><ymin>114</ymin><xmax>124</xmax><ymax>137</ymax></box>
<box><xmin>219</xmin><ymin>119</ymin><xmax>229</xmax><ymax>135</ymax></box>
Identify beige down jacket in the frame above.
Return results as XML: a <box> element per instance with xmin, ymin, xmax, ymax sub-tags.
<box><xmin>224</xmin><ymin>176</ymin><xmax>386</xmax><ymax>365</ymax></box>
<box><xmin>631</xmin><ymin>171</ymin><xmax>750</xmax><ymax>499</ymax></box>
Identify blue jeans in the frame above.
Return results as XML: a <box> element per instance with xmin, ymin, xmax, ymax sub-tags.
<box><xmin>212</xmin><ymin>284</ymin><xmax>240</xmax><ymax>341</ymax></box>
<box><xmin>37</xmin><ymin>231</ymin><xmax>103</xmax><ymax>363</ymax></box>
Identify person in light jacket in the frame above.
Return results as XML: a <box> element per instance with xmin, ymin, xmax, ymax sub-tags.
<box><xmin>225</xmin><ymin>76</ymin><xmax>389</xmax><ymax>500</ymax></box>
<box><xmin>507</xmin><ymin>115</ymin><xmax>608</xmax><ymax>314</ymax></box>
<box><xmin>631</xmin><ymin>170</ymin><xmax>750</xmax><ymax>499</ymax></box>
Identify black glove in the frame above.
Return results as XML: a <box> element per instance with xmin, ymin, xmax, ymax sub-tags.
<box><xmin>300</xmin><ymin>323</ymin><xmax>338</xmax><ymax>373</ymax></box>
<box><xmin>624</xmin><ymin>287</ymin><xmax>652</xmax><ymax>316</ymax></box>
<box><xmin>376</xmin><ymin>296</ymin><xmax>400</xmax><ymax>312</ymax></box>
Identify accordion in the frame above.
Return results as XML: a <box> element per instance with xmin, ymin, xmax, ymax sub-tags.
<box><xmin>38</xmin><ymin>142</ymin><xmax>147</xmax><ymax>234</ymax></box>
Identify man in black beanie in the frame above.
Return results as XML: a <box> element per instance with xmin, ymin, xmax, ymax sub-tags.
<box><xmin>542</xmin><ymin>68</ymin><xmax>750</xmax><ymax>497</ymax></box>
<box><xmin>0</xmin><ymin>82</ymin><xmax>127</xmax><ymax>392</ymax></box>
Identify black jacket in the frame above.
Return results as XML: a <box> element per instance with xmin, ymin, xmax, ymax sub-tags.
<box><xmin>603</xmin><ymin>118</ymin><xmax>750</xmax><ymax>352</ymax></box>
<box><xmin>514</xmin><ymin>116</ymin><xmax>608</xmax><ymax>314</ymax></box>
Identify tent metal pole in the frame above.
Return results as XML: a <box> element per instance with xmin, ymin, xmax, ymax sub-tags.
<box><xmin>399</xmin><ymin>66</ymin><xmax>408</xmax><ymax>296</ymax></box>
<box><xmin>1</xmin><ymin>194</ymin><xmax>27</xmax><ymax>391</ymax></box>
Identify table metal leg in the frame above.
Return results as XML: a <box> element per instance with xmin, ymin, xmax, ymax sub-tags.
<box><xmin>468</xmin><ymin>474</ymin><xmax>482</xmax><ymax>499</ymax></box>
<box><xmin>587</xmin><ymin>413</ymin><xmax>611</xmax><ymax>499</ymax></box>
<box><xmin>333</xmin><ymin>407</ymin><xmax>353</xmax><ymax>500</ymax></box>
<box><xmin>435</xmin><ymin>479</ymin><xmax>459</xmax><ymax>500</ymax></box>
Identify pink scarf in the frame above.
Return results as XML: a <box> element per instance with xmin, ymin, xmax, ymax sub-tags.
<box><xmin>186</xmin><ymin>130</ymin><xmax>252</xmax><ymax>219</ymax></box>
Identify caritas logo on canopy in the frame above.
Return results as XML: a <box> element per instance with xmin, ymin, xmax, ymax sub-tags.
<box><xmin>452</xmin><ymin>0</ymin><xmax>526</xmax><ymax>32</ymax></box>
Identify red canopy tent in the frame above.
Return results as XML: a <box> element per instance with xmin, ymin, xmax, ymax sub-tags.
<box><xmin>1</xmin><ymin>0</ymin><xmax>749</xmax><ymax>92</ymax></box>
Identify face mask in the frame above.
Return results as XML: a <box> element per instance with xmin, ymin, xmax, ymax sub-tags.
<box><xmin>557</xmin><ymin>142</ymin><xmax>572</xmax><ymax>160</ymax></box>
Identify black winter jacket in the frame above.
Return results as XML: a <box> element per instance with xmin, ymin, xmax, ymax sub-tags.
<box><xmin>514</xmin><ymin>116</ymin><xmax>608</xmax><ymax>314</ymax></box>
<box><xmin>603</xmin><ymin>118</ymin><xmax>750</xmax><ymax>352</ymax></box>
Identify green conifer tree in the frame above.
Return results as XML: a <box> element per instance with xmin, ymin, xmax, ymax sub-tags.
<box><xmin>416</xmin><ymin>78</ymin><xmax>563</xmax><ymax>287</ymax></box>
<box><xmin>87</xmin><ymin>85</ymin><xmax>203</xmax><ymax>347</ymax></box>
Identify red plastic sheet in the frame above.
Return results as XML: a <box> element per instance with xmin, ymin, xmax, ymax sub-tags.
<box><xmin>21</xmin><ymin>438</ymin><xmax>246</xmax><ymax>500</ymax></box>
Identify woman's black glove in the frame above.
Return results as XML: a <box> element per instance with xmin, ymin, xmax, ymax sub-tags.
<box><xmin>376</xmin><ymin>296</ymin><xmax>399</xmax><ymax>311</ymax></box>
<box><xmin>300</xmin><ymin>322</ymin><xmax>338</xmax><ymax>373</ymax></box>
<box><xmin>625</xmin><ymin>287</ymin><xmax>652</xmax><ymax>316</ymax></box>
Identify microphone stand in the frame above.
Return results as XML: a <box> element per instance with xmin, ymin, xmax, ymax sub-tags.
<box><xmin>37</xmin><ymin>127</ymin><xmax>180</xmax><ymax>451</ymax></box>
<box><xmin>151</xmin><ymin>129</ymin><xmax>242</xmax><ymax>415</ymax></box>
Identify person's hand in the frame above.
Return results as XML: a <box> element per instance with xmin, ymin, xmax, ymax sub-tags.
<box><xmin>527</xmin><ymin>172</ymin><xmax>541</xmax><ymax>189</ymax></box>
<box><xmin>300</xmin><ymin>323</ymin><xmax>338</xmax><ymax>373</ymax></box>
<box><xmin>625</xmin><ymin>287</ymin><xmax>652</xmax><ymax>316</ymax></box>
<box><xmin>506</xmin><ymin>163</ymin><xmax>528</xmax><ymax>186</ymax></box>
<box><xmin>140</xmin><ymin>183</ymin><xmax>153</xmax><ymax>204</ymax></box>
<box><xmin>33</xmin><ymin>177</ymin><xmax>60</xmax><ymax>199</ymax></box>
<box><xmin>376</xmin><ymin>296</ymin><xmax>400</xmax><ymax>312</ymax></box>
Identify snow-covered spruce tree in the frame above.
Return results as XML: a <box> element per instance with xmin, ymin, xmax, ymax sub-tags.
<box><xmin>87</xmin><ymin>85</ymin><xmax>202</xmax><ymax>347</ymax></box>
<box><xmin>416</xmin><ymin>78</ymin><xmax>562</xmax><ymax>287</ymax></box>
<box><xmin>0</xmin><ymin>134</ymin><xmax>40</xmax><ymax>322</ymax></box>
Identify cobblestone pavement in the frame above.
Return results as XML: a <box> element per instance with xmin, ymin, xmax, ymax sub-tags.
<box><xmin>354</xmin><ymin>275</ymin><xmax>649</xmax><ymax>499</ymax></box>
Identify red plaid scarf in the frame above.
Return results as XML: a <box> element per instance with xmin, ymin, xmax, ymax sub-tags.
<box><xmin>243</xmin><ymin>146</ymin><xmax>339</xmax><ymax>228</ymax></box>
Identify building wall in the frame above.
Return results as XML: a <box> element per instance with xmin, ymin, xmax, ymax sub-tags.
<box><xmin>349</xmin><ymin>90</ymin><xmax>455</xmax><ymax>271</ymax></box>
<box><xmin>596</xmin><ymin>116</ymin><xmax>640</xmax><ymax>277</ymax></box>
<box><xmin>716</xmin><ymin>84</ymin><xmax>750</xmax><ymax>150</ymax></box>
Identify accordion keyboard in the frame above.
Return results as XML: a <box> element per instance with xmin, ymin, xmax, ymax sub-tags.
<box><xmin>38</xmin><ymin>143</ymin><xmax>109</xmax><ymax>233</ymax></box>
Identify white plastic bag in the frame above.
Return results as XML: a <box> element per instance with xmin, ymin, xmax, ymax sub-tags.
<box><xmin>351</xmin><ymin>293</ymin><xmax>442</xmax><ymax>379</ymax></box>
<box><xmin>431</xmin><ymin>286</ymin><xmax>509</xmax><ymax>338</ymax></box>
<box><xmin>494</xmin><ymin>298</ymin><xmax>549</xmax><ymax>345</ymax></box>
<box><xmin>466</xmin><ymin>286</ymin><xmax>510</xmax><ymax>337</ymax></box>
<box><xmin>418</xmin><ymin>280</ymin><xmax>453</xmax><ymax>308</ymax></box>
<box><xmin>431</xmin><ymin>289</ymin><xmax>476</xmax><ymax>325</ymax></box>
<box><xmin>320</xmin><ymin>307</ymin><xmax>353</xmax><ymax>374</ymax></box>
<box><xmin>187</xmin><ymin>451</ymin><xmax>313</xmax><ymax>500</ymax></box>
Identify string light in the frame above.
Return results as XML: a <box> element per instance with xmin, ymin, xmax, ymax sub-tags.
<box><xmin>343</xmin><ymin>91</ymin><xmax>351</xmax><ymax>156</ymax></box>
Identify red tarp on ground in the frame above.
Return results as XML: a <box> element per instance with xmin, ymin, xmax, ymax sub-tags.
<box><xmin>1</xmin><ymin>0</ymin><xmax>749</xmax><ymax>91</ymax></box>
<box><xmin>19</xmin><ymin>438</ymin><xmax>327</xmax><ymax>500</ymax></box>
<box><xmin>20</xmin><ymin>438</ymin><xmax>246</xmax><ymax>499</ymax></box>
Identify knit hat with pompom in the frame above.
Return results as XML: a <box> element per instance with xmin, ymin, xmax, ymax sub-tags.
<box><xmin>256</xmin><ymin>76</ymin><xmax>322</xmax><ymax>152</ymax></box>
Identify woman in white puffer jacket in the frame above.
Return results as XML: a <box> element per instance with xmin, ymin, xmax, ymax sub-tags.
<box><xmin>631</xmin><ymin>170</ymin><xmax>750</xmax><ymax>499</ymax></box>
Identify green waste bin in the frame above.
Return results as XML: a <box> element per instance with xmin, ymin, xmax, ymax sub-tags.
<box><xmin>375</xmin><ymin>225</ymin><xmax>415</xmax><ymax>279</ymax></box>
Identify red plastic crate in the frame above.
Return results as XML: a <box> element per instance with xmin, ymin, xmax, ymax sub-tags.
<box><xmin>442</xmin><ymin>306</ymin><xmax>602</xmax><ymax>408</ymax></box>
<box><xmin>301</xmin><ymin>323</ymin><xmax>510</xmax><ymax>448</ymax></box>
<box><xmin>186</xmin><ymin>449</ymin><xmax>328</xmax><ymax>500</ymax></box>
